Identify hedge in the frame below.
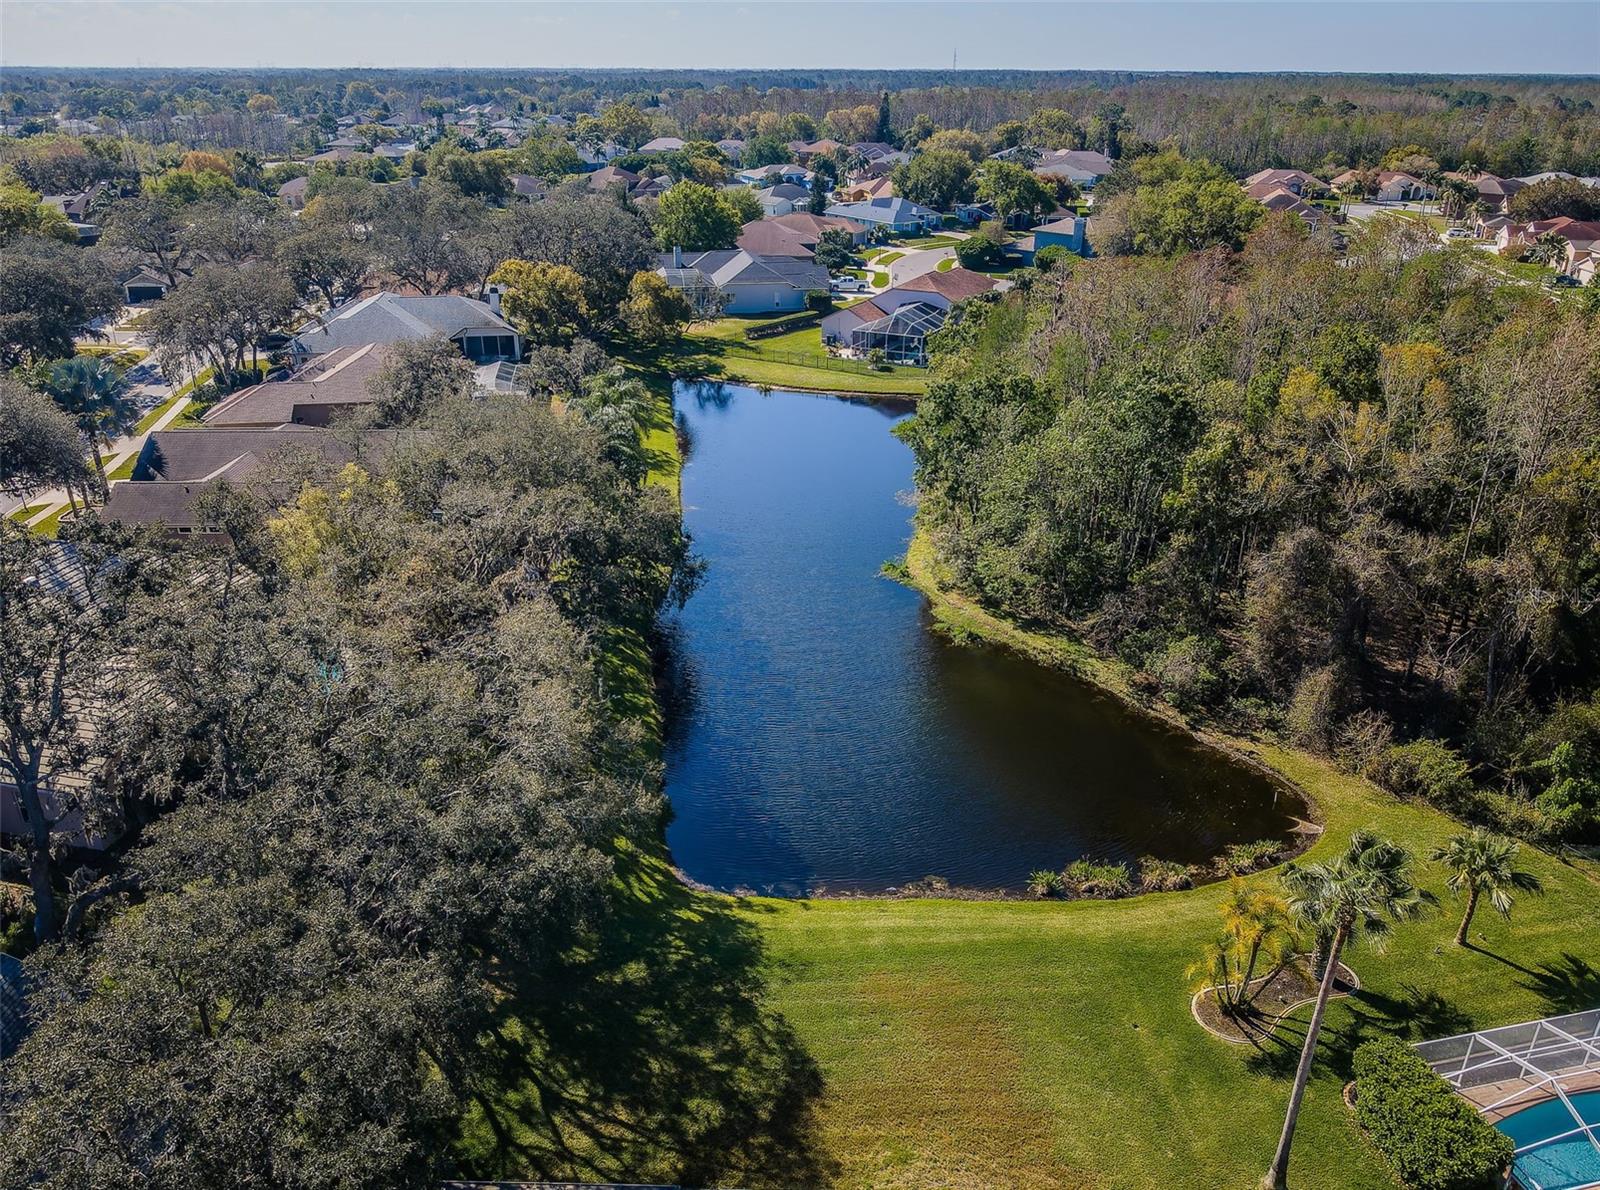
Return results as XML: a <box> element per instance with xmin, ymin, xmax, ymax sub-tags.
<box><xmin>744</xmin><ymin>310</ymin><xmax>824</xmax><ymax>340</ymax></box>
<box><xmin>1352</xmin><ymin>1037</ymin><xmax>1513</xmax><ymax>1190</ymax></box>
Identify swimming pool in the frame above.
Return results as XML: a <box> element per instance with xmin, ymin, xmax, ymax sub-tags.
<box><xmin>1499</xmin><ymin>1090</ymin><xmax>1600</xmax><ymax>1190</ymax></box>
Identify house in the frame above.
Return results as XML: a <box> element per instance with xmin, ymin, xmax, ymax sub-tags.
<box><xmin>203</xmin><ymin>343</ymin><xmax>391</xmax><ymax>428</ymax></box>
<box><xmin>1031</xmin><ymin>149</ymin><xmax>1115</xmax><ymax>187</ymax></box>
<box><xmin>1468</xmin><ymin>174</ymin><xmax>1528</xmax><ymax>212</ymax></box>
<box><xmin>121</xmin><ymin>267</ymin><xmax>170</xmax><ymax>304</ymax></box>
<box><xmin>824</xmin><ymin>196</ymin><xmax>943</xmax><ymax>236</ymax></box>
<box><xmin>1473</xmin><ymin>212</ymin><xmax>1514</xmax><ymax>239</ymax></box>
<box><xmin>633</xmin><ymin>175</ymin><xmax>674</xmax><ymax>200</ymax></box>
<box><xmin>736</xmin><ymin>213</ymin><xmax>869</xmax><ymax>257</ymax></box>
<box><xmin>655</xmin><ymin>246</ymin><xmax>830</xmax><ymax>315</ymax></box>
<box><xmin>509</xmin><ymin>174</ymin><xmax>546</xmax><ymax>202</ymax></box>
<box><xmin>277</xmin><ymin>176</ymin><xmax>310</xmax><ymax>210</ymax></box>
<box><xmin>1374</xmin><ymin>171</ymin><xmax>1435</xmax><ymax>202</ymax></box>
<box><xmin>289</xmin><ymin>292</ymin><xmax>522</xmax><ymax>364</ymax></box>
<box><xmin>638</xmin><ymin>136</ymin><xmax>686</xmax><ymax>154</ymax></box>
<box><xmin>1498</xmin><ymin>216</ymin><xmax>1600</xmax><ymax>272</ymax></box>
<box><xmin>758</xmin><ymin>183</ymin><xmax>813</xmax><ymax>217</ymax></box>
<box><xmin>835</xmin><ymin>175</ymin><xmax>896</xmax><ymax>204</ymax></box>
<box><xmin>820</xmin><ymin>267</ymin><xmax>1005</xmax><ymax>364</ymax></box>
<box><xmin>735</xmin><ymin>163</ymin><xmax>815</xmax><ymax>188</ymax></box>
<box><xmin>576</xmin><ymin>141</ymin><xmax>626</xmax><ymax>167</ymax></box>
<box><xmin>716</xmin><ymin>138</ymin><xmax>746</xmax><ymax>162</ymax></box>
<box><xmin>102</xmin><ymin>427</ymin><xmax>395</xmax><ymax>541</ymax></box>
<box><xmin>787</xmin><ymin>138</ymin><xmax>842</xmax><ymax>162</ymax></box>
<box><xmin>373</xmin><ymin>140</ymin><xmax>416</xmax><ymax>162</ymax></box>
<box><xmin>770</xmin><ymin>211</ymin><xmax>869</xmax><ymax>245</ymax></box>
<box><xmin>308</xmin><ymin>146</ymin><xmax>364</xmax><ymax>165</ymax></box>
<box><xmin>1244</xmin><ymin>169</ymin><xmax>1328</xmax><ymax>197</ymax></box>
<box><xmin>1245</xmin><ymin>185</ymin><xmax>1330</xmax><ymax>228</ymax></box>
<box><xmin>586</xmin><ymin>164</ymin><xmax>640</xmax><ymax>194</ymax></box>
<box><xmin>1031</xmin><ymin>214</ymin><xmax>1089</xmax><ymax>253</ymax></box>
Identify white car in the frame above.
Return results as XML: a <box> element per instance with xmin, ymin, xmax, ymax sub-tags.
<box><xmin>831</xmin><ymin>276</ymin><xmax>867</xmax><ymax>293</ymax></box>
<box><xmin>1441</xmin><ymin>227</ymin><xmax>1473</xmax><ymax>241</ymax></box>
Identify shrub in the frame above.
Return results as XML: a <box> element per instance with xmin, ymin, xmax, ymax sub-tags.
<box><xmin>1336</xmin><ymin>707</ymin><xmax>1395</xmax><ymax>775</ymax></box>
<box><xmin>1061</xmin><ymin>859</ymin><xmax>1133</xmax><ymax>898</ymax></box>
<box><xmin>1285</xmin><ymin>662</ymin><xmax>1351</xmax><ymax>752</ymax></box>
<box><xmin>1033</xmin><ymin>243</ymin><xmax>1072</xmax><ymax>272</ymax></box>
<box><xmin>1026</xmin><ymin>869</ymin><xmax>1063</xmax><ymax>898</ymax></box>
<box><xmin>1149</xmin><ymin>635</ymin><xmax>1224</xmax><ymax>713</ymax></box>
<box><xmin>1137</xmin><ymin>856</ymin><xmax>1193</xmax><ymax>892</ymax></box>
<box><xmin>1219</xmin><ymin>838</ymin><xmax>1281</xmax><ymax>875</ymax></box>
<box><xmin>1372</xmin><ymin>740</ymin><xmax>1477</xmax><ymax>813</ymax></box>
<box><xmin>1352</xmin><ymin>1037</ymin><xmax>1512</xmax><ymax>1190</ymax></box>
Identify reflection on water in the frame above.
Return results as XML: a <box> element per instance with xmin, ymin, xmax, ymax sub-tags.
<box><xmin>663</xmin><ymin>382</ymin><xmax>1301</xmax><ymax>895</ymax></box>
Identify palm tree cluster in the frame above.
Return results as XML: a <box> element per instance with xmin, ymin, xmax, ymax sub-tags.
<box><xmin>1252</xmin><ymin>826</ymin><xmax>1541</xmax><ymax>1188</ymax></box>
<box><xmin>1189</xmin><ymin>881</ymin><xmax>1297</xmax><ymax>1016</ymax></box>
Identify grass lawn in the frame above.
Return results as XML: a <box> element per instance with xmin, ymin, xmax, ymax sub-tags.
<box><xmin>875</xmin><ymin>251</ymin><xmax>905</xmax><ymax>266</ymax></box>
<box><xmin>935</xmin><ymin>257</ymin><xmax>956</xmax><ymax>272</ymax></box>
<box><xmin>869</xmin><ymin>270</ymin><xmax>890</xmax><ymax>288</ymax></box>
<box><xmin>1462</xmin><ymin>249</ymin><xmax>1557</xmax><ymax>287</ymax></box>
<box><xmin>106</xmin><ymin>452</ymin><xmax>140</xmax><ymax>482</ymax></box>
<box><xmin>7</xmin><ymin>503</ymin><xmax>48</xmax><ymax>525</ymax></box>
<box><xmin>28</xmin><ymin>503</ymin><xmax>72</xmax><ymax>539</ymax></box>
<box><xmin>647</xmin><ymin>319</ymin><xmax>928</xmax><ymax>396</ymax></box>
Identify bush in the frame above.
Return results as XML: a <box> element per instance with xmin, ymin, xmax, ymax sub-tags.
<box><xmin>1219</xmin><ymin>839</ymin><xmax>1281</xmax><ymax>875</ymax></box>
<box><xmin>1148</xmin><ymin>635</ymin><xmax>1223</xmax><ymax>713</ymax></box>
<box><xmin>1061</xmin><ymin>859</ymin><xmax>1133</xmax><ymax>898</ymax></box>
<box><xmin>1371</xmin><ymin>740</ymin><xmax>1477</xmax><ymax>813</ymax></box>
<box><xmin>1033</xmin><ymin>243</ymin><xmax>1072</xmax><ymax>272</ymax></box>
<box><xmin>1137</xmin><ymin>856</ymin><xmax>1193</xmax><ymax>892</ymax></box>
<box><xmin>1352</xmin><ymin>1037</ymin><xmax>1512</xmax><ymax>1190</ymax></box>
<box><xmin>1026</xmin><ymin>869</ymin><xmax>1063</xmax><ymax>898</ymax></box>
<box><xmin>1286</xmin><ymin>662</ymin><xmax>1351</xmax><ymax>752</ymax></box>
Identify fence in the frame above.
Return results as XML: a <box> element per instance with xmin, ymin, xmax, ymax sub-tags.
<box><xmin>733</xmin><ymin>345</ymin><xmax>912</xmax><ymax>376</ymax></box>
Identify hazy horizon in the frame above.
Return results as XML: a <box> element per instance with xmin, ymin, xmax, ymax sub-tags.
<box><xmin>3</xmin><ymin>1</ymin><xmax>1597</xmax><ymax>75</ymax></box>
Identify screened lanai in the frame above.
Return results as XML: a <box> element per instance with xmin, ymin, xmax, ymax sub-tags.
<box><xmin>848</xmin><ymin>301</ymin><xmax>947</xmax><ymax>365</ymax></box>
<box><xmin>1415</xmin><ymin>1009</ymin><xmax>1600</xmax><ymax>1190</ymax></box>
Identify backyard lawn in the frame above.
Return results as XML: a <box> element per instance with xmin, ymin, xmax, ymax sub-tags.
<box><xmin>648</xmin><ymin>318</ymin><xmax>928</xmax><ymax>396</ymax></box>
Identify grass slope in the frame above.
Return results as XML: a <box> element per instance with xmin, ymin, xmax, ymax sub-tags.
<box><xmin>654</xmin><ymin>319</ymin><xmax>928</xmax><ymax>397</ymax></box>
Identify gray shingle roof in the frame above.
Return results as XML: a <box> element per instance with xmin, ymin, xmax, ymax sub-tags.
<box><xmin>291</xmin><ymin>293</ymin><xmax>515</xmax><ymax>355</ymax></box>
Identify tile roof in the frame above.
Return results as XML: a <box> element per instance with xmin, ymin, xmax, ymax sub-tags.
<box><xmin>899</xmin><ymin>267</ymin><xmax>1003</xmax><ymax>302</ymax></box>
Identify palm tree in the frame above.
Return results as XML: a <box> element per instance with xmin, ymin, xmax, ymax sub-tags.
<box><xmin>45</xmin><ymin>355</ymin><xmax>138</xmax><ymax>499</ymax></box>
<box><xmin>1189</xmin><ymin>880</ymin><xmax>1298</xmax><ymax>1015</ymax></box>
<box><xmin>1264</xmin><ymin>831</ymin><xmax>1424</xmax><ymax>1190</ymax></box>
<box><xmin>1431</xmin><ymin>829</ymin><xmax>1542</xmax><ymax>946</ymax></box>
<box><xmin>1529</xmin><ymin>230</ymin><xmax>1570</xmax><ymax>271</ymax></box>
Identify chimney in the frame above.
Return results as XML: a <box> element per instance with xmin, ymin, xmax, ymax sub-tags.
<box><xmin>672</xmin><ymin>244</ymin><xmax>684</xmax><ymax>268</ymax></box>
<box><xmin>483</xmin><ymin>284</ymin><xmax>502</xmax><ymax>314</ymax></box>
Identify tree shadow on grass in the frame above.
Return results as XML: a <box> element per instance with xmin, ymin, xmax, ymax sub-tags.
<box><xmin>455</xmin><ymin>846</ymin><xmax>836</xmax><ymax>1189</ymax></box>
<box><xmin>1245</xmin><ymin>983</ymin><xmax>1475</xmax><ymax>1083</ymax></box>
<box><xmin>1519</xmin><ymin>952</ymin><xmax>1600</xmax><ymax>1014</ymax></box>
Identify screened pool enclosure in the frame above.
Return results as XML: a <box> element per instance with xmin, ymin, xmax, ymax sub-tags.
<box><xmin>1415</xmin><ymin>1009</ymin><xmax>1600</xmax><ymax>1190</ymax></box>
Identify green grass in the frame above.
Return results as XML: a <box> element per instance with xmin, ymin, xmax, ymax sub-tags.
<box><xmin>7</xmin><ymin>502</ymin><xmax>48</xmax><ymax>525</ymax></box>
<box><xmin>875</xmin><ymin>251</ymin><xmax>904</xmax><ymax>266</ymax></box>
<box><xmin>28</xmin><ymin>503</ymin><xmax>72</xmax><ymax>539</ymax></box>
<box><xmin>105</xmin><ymin>452</ymin><xmax>140</xmax><ymax>482</ymax></box>
<box><xmin>645</xmin><ymin>318</ymin><xmax>928</xmax><ymax>396</ymax></box>
<box><xmin>935</xmin><ymin>257</ymin><xmax>956</xmax><ymax>271</ymax></box>
<box><xmin>869</xmin><ymin>270</ymin><xmax>890</xmax><ymax>288</ymax></box>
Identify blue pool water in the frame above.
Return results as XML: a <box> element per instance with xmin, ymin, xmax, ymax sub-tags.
<box><xmin>1500</xmin><ymin>1090</ymin><xmax>1600</xmax><ymax>1190</ymax></box>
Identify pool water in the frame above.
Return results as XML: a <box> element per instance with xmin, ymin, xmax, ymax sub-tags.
<box><xmin>1499</xmin><ymin>1090</ymin><xmax>1600</xmax><ymax>1190</ymax></box>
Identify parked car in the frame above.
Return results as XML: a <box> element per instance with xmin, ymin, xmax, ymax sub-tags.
<box><xmin>1441</xmin><ymin>227</ymin><xmax>1472</xmax><ymax>241</ymax></box>
<box><xmin>1544</xmin><ymin>273</ymin><xmax>1579</xmax><ymax>288</ymax></box>
<box><xmin>831</xmin><ymin>275</ymin><xmax>867</xmax><ymax>293</ymax></box>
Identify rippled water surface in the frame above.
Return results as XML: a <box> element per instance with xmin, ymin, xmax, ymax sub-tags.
<box><xmin>662</xmin><ymin>381</ymin><xmax>1303</xmax><ymax>894</ymax></box>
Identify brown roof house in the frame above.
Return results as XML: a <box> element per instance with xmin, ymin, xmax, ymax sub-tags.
<box><xmin>820</xmin><ymin>267</ymin><xmax>1006</xmax><ymax>364</ymax></box>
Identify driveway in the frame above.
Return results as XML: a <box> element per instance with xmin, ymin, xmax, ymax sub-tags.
<box><xmin>889</xmin><ymin>244</ymin><xmax>958</xmax><ymax>286</ymax></box>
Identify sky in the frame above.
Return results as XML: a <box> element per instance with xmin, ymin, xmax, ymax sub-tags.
<box><xmin>1</xmin><ymin>1</ymin><xmax>1597</xmax><ymax>74</ymax></box>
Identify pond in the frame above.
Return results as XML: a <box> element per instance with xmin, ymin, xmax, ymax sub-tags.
<box><xmin>662</xmin><ymin>381</ymin><xmax>1305</xmax><ymax>896</ymax></box>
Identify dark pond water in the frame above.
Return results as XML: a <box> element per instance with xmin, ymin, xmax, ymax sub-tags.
<box><xmin>662</xmin><ymin>381</ymin><xmax>1304</xmax><ymax>895</ymax></box>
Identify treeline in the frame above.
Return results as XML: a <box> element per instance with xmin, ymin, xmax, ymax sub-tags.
<box><xmin>6</xmin><ymin>68</ymin><xmax>1599</xmax><ymax>175</ymax></box>
<box><xmin>902</xmin><ymin>213</ymin><xmax>1600</xmax><ymax>843</ymax></box>
<box><xmin>0</xmin><ymin>351</ymin><xmax>711</xmax><ymax>1184</ymax></box>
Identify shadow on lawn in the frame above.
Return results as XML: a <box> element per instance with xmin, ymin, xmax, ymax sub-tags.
<box><xmin>1245</xmin><ymin>983</ymin><xmax>1476</xmax><ymax>1082</ymax></box>
<box><xmin>456</xmin><ymin>847</ymin><xmax>835</xmax><ymax>1190</ymax></box>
